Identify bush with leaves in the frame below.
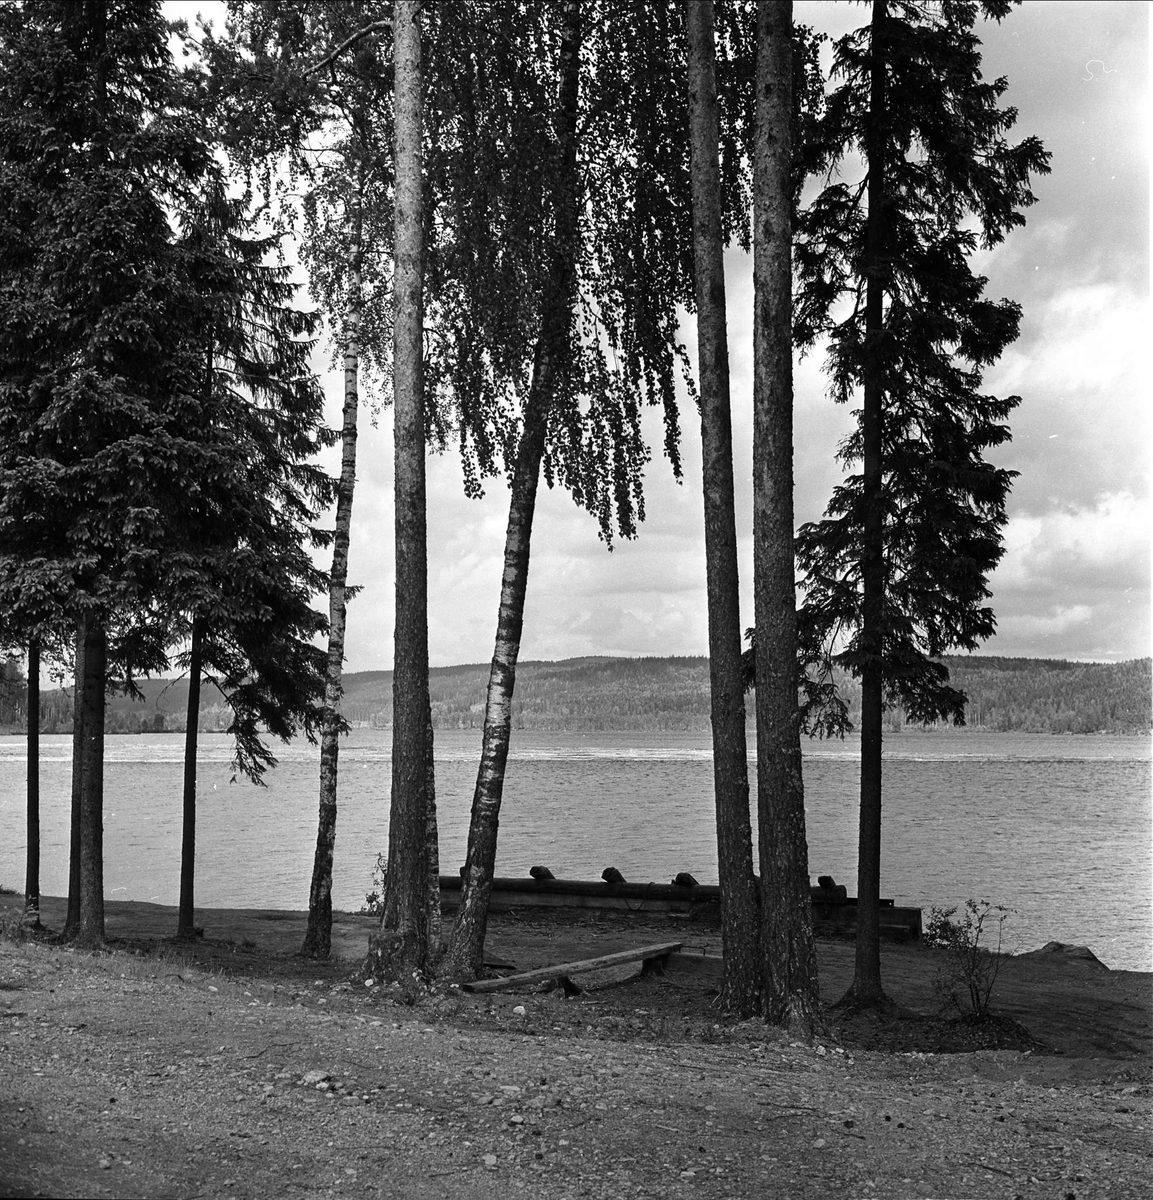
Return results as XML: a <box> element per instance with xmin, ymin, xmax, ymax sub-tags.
<box><xmin>925</xmin><ymin>899</ymin><xmax>1014</xmax><ymax>1020</ymax></box>
<box><xmin>360</xmin><ymin>853</ymin><xmax>388</xmax><ymax>917</ymax></box>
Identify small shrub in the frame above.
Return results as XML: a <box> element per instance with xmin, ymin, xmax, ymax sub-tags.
<box><xmin>360</xmin><ymin>852</ymin><xmax>388</xmax><ymax>916</ymax></box>
<box><xmin>0</xmin><ymin>902</ymin><xmax>39</xmax><ymax>943</ymax></box>
<box><xmin>925</xmin><ymin>899</ymin><xmax>1013</xmax><ymax>1020</ymax></box>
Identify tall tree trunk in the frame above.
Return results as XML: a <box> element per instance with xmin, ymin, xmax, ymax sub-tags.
<box><xmin>846</xmin><ymin>0</ymin><xmax>889</xmax><ymax>1009</ymax></box>
<box><xmin>177</xmin><ymin>618</ymin><xmax>203</xmax><ymax>940</ymax></box>
<box><xmin>63</xmin><ymin>624</ymin><xmax>84</xmax><ymax>940</ymax></box>
<box><xmin>424</xmin><ymin>700</ymin><xmax>440</xmax><ymax>957</ymax></box>
<box><xmin>64</xmin><ymin>2</ymin><xmax>108</xmax><ymax>947</ymax></box>
<box><xmin>369</xmin><ymin>0</ymin><xmax>435</xmax><ymax>980</ymax></box>
<box><xmin>685</xmin><ymin>0</ymin><xmax>760</xmax><ymax>1017</ymax></box>
<box><xmin>303</xmin><ymin>190</ymin><xmax>364</xmax><ymax>960</ymax></box>
<box><xmin>441</xmin><ymin>0</ymin><xmax>582</xmax><ymax>984</ymax></box>
<box><xmin>23</xmin><ymin>638</ymin><xmax>41</xmax><ymax>930</ymax></box>
<box><xmin>752</xmin><ymin>0</ymin><xmax>822</xmax><ymax>1035</ymax></box>
<box><xmin>75</xmin><ymin>611</ymin><xmax>106</xmax><ymax>949</ymax></box>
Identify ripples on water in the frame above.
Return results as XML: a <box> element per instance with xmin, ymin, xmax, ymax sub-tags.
<box><xmin>1</xmin><ymin>729</ymin><xmax>1149</xmax><ymax>971</ymax></box>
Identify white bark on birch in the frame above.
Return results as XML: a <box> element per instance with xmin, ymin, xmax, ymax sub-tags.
<box><xmin>303</xmin><ymin>185</ymin><xmax>364</xmax><ymax>959</ymax></box>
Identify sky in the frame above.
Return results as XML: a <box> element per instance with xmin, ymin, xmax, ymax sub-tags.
<box><xmin>182</xmin><ymin>0</ymin><xmax>1151</xmax><ymax>672</ymax></box>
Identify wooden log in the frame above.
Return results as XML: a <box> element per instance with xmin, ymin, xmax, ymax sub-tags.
<box><xmin>438</xmin><ymin>874</ymin><xmax>708</xmax><ymax>900</ymax></box>
<box><xmin>437</xmin><ymin>874</ymin><xmax>895</xmax><ymax>908</ymax></box>
<box><xmin>461</xmin><ymin>941</ymin><xmax>683</xmax><ymax>994</ymax></box>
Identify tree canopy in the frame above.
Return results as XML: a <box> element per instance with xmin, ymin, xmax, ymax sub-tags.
<box><xmin>795</xmin><ymin>0</ymin><xmax>1050</xmax><ymax>723</ymax></box>
<box><xmin>0</xmin><ymin>0</ymin><xmax>1050</xmax><ymax>1009</ymax></box>
<box><xmin>792</xmin><ymin>0</ymin><xmax>1049</xmax><ymax>1006</ymax></box>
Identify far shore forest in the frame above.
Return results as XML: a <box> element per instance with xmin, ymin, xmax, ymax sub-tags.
<box><xmin>3</xmin><ymin>654</ymin><xmax>1148</xmax><ymax>738</ymax></box>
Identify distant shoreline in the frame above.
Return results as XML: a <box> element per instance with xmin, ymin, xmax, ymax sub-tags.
<box><xmin>3</xmin><ymin>725</ymin><xmax>1151</xmax><ymax>739</ymax></box>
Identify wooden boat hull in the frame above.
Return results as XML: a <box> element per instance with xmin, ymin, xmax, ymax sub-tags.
<box><xmin>436</xmin><ymin>875</ymin><xmax>922</xmax><ymax>941</ymax></box>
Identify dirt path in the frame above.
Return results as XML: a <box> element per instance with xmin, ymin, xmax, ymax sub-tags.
<box><xmin>1</xmin><ymin>897</ymin><xmax>1150</xmax><ymax>1199</ymax></box>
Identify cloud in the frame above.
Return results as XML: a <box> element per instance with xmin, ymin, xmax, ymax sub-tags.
<box><xmin>999</xmin><ymin>493</ymin><xmax>1151</xmax><ymax>593</ymax></box>
<box><xmin>985</xmin><ymin>281</ymin><xmax>1150</xmax><ymax>514</ymax></box>
<box><xmin>315</xmin><ymin>1</ymin><xmax>1149</xmax><ymax>674</ymax></box>
<box><xmin>988</xmin><ymin>492</ymin><xmax>1150</xmax><ymax>659</ymax></box>
<box><xmin>526</xmin><ymin>595</ymin><xmax>706</xmax><ymax>662</ymax></box>
<box><xmin>975</xmin><ymin>0</ymin><xmax>1149</xmax><ymax>293</ymax></box>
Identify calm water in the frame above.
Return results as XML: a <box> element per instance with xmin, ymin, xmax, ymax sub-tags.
<box><xmin>1</xmin><ymin>729</ymin><xmax>1149</xmax><ymax>971</ymax></box>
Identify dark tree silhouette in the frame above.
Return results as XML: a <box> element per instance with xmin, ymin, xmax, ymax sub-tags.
<box><xmin>685</xmin><ymin>0</ymin><xmax>760</xmax><ymax>1017</ymax></box>
<box><xmin>751</xmin><ymin>0</ymin><xmax>822</xmax><ymax>1035</ymax></box>
<box><xmin>368</xmin><ymin>0</ymin><xmax>437</xmax><ymax>980</ymax></box>
<box><xmin>793</xmin><ymin>0</ymin><xmax>1049</xmax><ymax>1008</ymax></box>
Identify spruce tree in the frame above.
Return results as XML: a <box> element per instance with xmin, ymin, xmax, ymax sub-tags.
<box><xmin>167</xmin><ymin>181</ymin><xmax>333</xmax><ymax>940</ymax></box>
<box><xmin>0</xmin><ymin>0</ymin><xmax>215</xmax><ymax>945</ymax></box>
<box><xmin>793</xmin><ymin>0</ymin><xmax>1049</xmax><ymax>1007</ymax></box>
<box><xmin>0</xmin><ymin>0</ymin><xmax>331</xmax><ymax>946</ymax></box>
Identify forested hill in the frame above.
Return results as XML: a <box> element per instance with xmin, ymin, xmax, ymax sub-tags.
<box><xmin>345</xmin><ymin>655</ymin><xmax>1150</xmax><ymax>735</ymax></box>
<box><xmin>4</xmin><ymin>655</ymin><xmax>1148</xmax><ymax>736</ymax></box>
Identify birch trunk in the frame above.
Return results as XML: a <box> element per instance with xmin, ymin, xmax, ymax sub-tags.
<box><xmin>369</xmin><ymin>0</ymin><xmax>435</xmax><ymax>979</ymax></box>
<box><xmin>685</xmin><ymin>0</ymin><xmax>761</xmax><ymax>1017</ymax></box>
<box><xmin>441</xmin><ymin>0</ymin><xmax>582</xmax><ymax>984</ymax></box>
<box><xmin>23</xmin><ymin>638</ymin><xmax>41</xmax><ymax>930</ymax></box>
<box><xmin>847</xmin><ymin>0</ymin><xmax>889</xmax><ymax>1009</ymax></box>
<box><xmin>303</xmin><ymin>193</ymin><xmax>364</xmax><ymax>959</ymax></box>
<box><xmin>177</xmin><ymin>618</ymin><xmax>203</xmax><ymax>940</ymax></box>
<box><xmin>752</xmin><ymin>0</ymin><xmax>822</xmax><ymax>1034</ymax></box>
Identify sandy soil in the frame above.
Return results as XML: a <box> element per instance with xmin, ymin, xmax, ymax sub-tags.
<box><xmin>1</xmin><ymin>895</ymin><xmax>1149</xmax><ymax>1199</ymax></box>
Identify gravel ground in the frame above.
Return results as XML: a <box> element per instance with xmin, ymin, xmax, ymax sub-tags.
<box><xmin>2</xmin><ymin>934</ymin><xmax>1150</xmax><ymax>1200</ymax></box>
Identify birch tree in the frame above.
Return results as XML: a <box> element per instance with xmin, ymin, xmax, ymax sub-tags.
<box><xmin>206</xmin><ymin>2</ymin><xmax>395</xmax><ymax>958</ymax></box>
<box><xmin>440</xmin><ymin>0</ymin><xmax>583</xmax><ymax>983</ymax></box>
<box><xmin>442</xmin><ymin>0</ymin><xmax>741</xmax><ymax>982</ymax></box>
<box><xmin>302</xmin><ymin>185</ymin><xmax>365</xmax><ymax>956</ymax></box>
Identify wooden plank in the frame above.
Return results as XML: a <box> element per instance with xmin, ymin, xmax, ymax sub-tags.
<box><xmin>461</xmin><ymin>941</ymin><xmax>683</xmax><ymax>994</ymax></box>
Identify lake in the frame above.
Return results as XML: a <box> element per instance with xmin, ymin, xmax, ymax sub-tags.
<box><xmin>0</xmin><ymin>728</ymin><xmax>1149</xmax><ymax>971</ymax></box>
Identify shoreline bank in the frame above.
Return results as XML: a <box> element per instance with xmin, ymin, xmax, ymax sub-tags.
<box><xmin>2</xmin><ymin>895</ymin><xmax>1150</xmax><ymax>1200</ymax></box>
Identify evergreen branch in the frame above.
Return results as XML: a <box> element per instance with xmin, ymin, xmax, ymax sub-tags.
<box><xmin>305</xmin><ymin>21</ymin><xmax>392</xmax><ymax>77</ymax></box>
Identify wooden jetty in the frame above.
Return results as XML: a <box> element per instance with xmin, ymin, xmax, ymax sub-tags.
<box><xmin>437</xmin><ymin>872</ymin><xmax>922</xmax><ymax>941</ymax></box>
